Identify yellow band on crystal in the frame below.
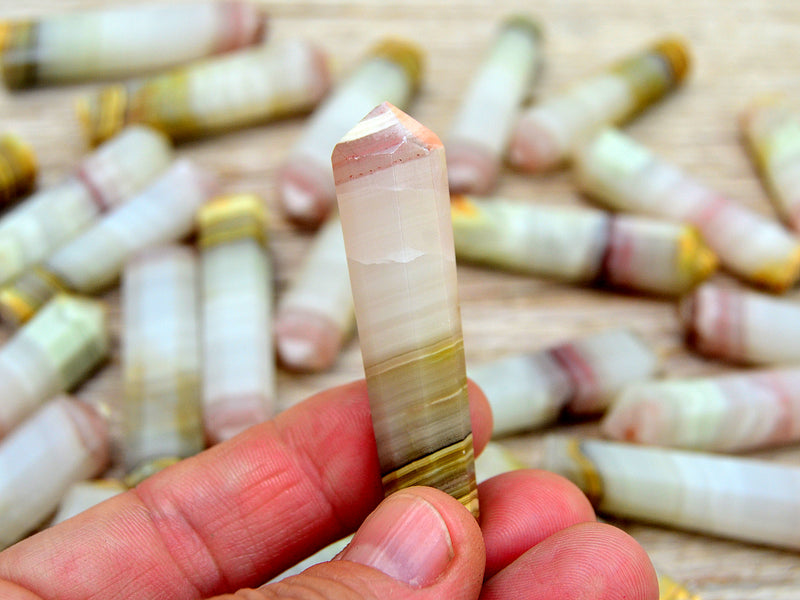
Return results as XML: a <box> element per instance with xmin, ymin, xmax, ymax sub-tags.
<box><xmin>369</xmin><ymin>38</ymin><xmax>425</xmax><ymax>92</ymax></box>
<box><xmin>566</xmin><ymin>438</ymin><xmax>604</xmax><ymax>506</ymax></box>
<box><xmin>382</xmin><ymin>434</ymin><xmax>479</xmax><ymax>517</ymax></box>
<box><xmin>198</xmin><ymin>194</ymin><xmax>269</xmax><ymax>248</ymax></box>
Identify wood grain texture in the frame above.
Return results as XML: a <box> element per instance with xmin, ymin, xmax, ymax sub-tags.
<box><xmin>1</xmin><ymin>0</ymin><xmax>799</xmax><ymax>596</ymax></box>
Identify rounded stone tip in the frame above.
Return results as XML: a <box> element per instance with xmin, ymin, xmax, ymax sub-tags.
<box><xmin>60</xmin><ymin>397</ymin><xmax>111</xmax><ymax>473</ymax></box>
<box><xmin>601</xmin><ymin>399</ymin><xmax>654</xmax><ymax>444</ymax></box>
<box><xmin>507</xmin><ymin>115</ymin><xmax>562</xmax><ymax>172</ymax></box>
<box><xmin>502</xmin><ymin>14</ymin><xmax>544</xmax><ymax>40</ymax></box>
<box><xmin>653</xmin><ymin>36</ymin><xmax>691</xmax><ymax>84</ymax></box>
<box><xmin>216</xmin><ymin>1</ymin><xmax>270</xmax><ymax>52</ymax></box>
<box><xmin>0</xmin><ymin>285</ymin><xmax>34</xmax><ymax>327</ymax></box>
<box><xmin>278</xmin><ymin>160</ymin><xmax>335</xmax><ymax>229</ymax></box>
<box><xmin>276</xmin><ymin>308</ymin><xmax>344</xmax><ymax>372</ymax></box>
<box><xmin>446</xmin><ymin>141</ymin><xmax>499</xmax><ymax>195</ymax></box>
<box><xmin>369</xmin><ymin>38</ymin><xmax>425</xmax><ymax>92</ymax></box>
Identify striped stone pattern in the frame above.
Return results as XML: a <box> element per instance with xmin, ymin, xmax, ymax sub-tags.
<box><xmin>0</xmin><ymin>133</ymin><xmax>36</xmax><ymax>205</ymax></box>
<box><xmin>0</xmin><ymin>1</ymin><xmax>267</xmax><ymax>89</ymax></box>
<box><xmin>740</xmin><ymin>95</ymin><xmax>800</xmax><ymax>232</ymax></box>
<box><xmin>275</xmin><ymin>215</ymin><xmax>355</xmax><ymax>372</ymax></box>
<box><xmin>451</xmin><ymin>195</ymin><xmax>716</xmax><ymax>295</ymax></box>
<box><xmin>509</xmin><ymin>37</ymin><xmax>689</xmax><ymax>171</ymax></box>
<box><xmin>603</xmin><ymin>367</ymin><xmax>800</xmax><ymax>452</ymax></box>
<box><xmin>0</xmin><ymin>126</ymin><xmax>172</xmax><ymax>287</ymax></box>
<box><xmin>333</xmin><ymin>102</ymin><xmax>477</xmax><ymax>516</ymax></box>
<box><xmin>122</xmin><ymin>246</ymin><xmax>203</xmax><ymax>473</ymax></box>
<box><xmin>543</xmin><ymin>435</ymin><xmax>800</xmax><ymax>551</ymax></box>
<box><xmin>575</xmin><ymin>127</ymin><xmax>800</xmax><ymax>291</ymax></box>
<box><xmin>447</xmin><ymin>15</ymin><xmax>542</xmax><ymax>194</ymax></box>
<box><xmin>0</xmin><ymin>396</ymin><xmax>109</xmax><ymax>550</ymax></box>
<box><xmin>470</xmin><ymin>329</ymin><xmax>659</xmax><ymax>437</ymax></box>
<box><xmin>0</xmin><ymin>159</ymin><xmax>216</xmax><ymax>326</ymax></box>
<box><xmin>279</xmin><ymin>38</ymin><xmax>423</xmax><ymax>227</ymax></box>
<box><xmin>680</xmin><ymin>282</ymin><xmax>800</xmax><ymax>365</ymax></box>
<box><xmin>199</xmin><ymin>194</ymin><xmax>274</xmax><ymax>443</ymax></box>
<box><xmin>78</xmin><ymin>39</ymin><xmax>330</xmax><ymax>146</ymax></box>
<box><xmin>0</xmin><ymin>295</ymin><xmax>108</xmax><ymax>438</ymax></box>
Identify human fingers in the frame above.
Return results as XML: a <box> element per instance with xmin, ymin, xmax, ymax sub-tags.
<box><xmin>208</xmin><ymin>487</ymin><xmax>485</xmax><ymax>600</ymax></box>
<box><xmin>479</xmin><ymin>522</ymin><xmax>659</xmax><ymax>600</ymax></box>
<box><xmin>478</xmin><ymin>470</ymin><xmax>596</xmax><ymax>578</ymax></box>
<box><xmin>0</xmin><ymin>379</ymin><xmax>492</xmax><ymax>600</ymax></box>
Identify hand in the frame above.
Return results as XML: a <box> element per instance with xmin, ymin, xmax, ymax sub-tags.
<box><xmin>0</xmin><ymin>380</ymin><xmax>658</xmax><ymax>600</ymax></box>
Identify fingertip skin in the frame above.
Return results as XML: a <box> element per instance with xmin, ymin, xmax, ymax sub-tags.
<box><xmin>482</xmin><ymin>522</ymin><xmax>659</xmax><ymax>600</ymax></box>
<box><xmin>478</xmin><ymin>470</ymin><xmax>596</xmax><ymax>578</ymax></box>
<box><xmin>467</xmin><ymin>378</ymin><xmax>493</xmax><ymax>455</ymax></box>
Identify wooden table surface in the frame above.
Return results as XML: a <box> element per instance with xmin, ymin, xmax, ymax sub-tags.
<box><xmin>2</xmin><ymin>0</ymin><xmax>800</xmax><ymax>597</ymax></box>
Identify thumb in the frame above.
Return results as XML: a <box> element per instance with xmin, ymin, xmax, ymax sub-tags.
<box><xmin>212</xmin><ymin>487</ymin><xmax>486</xmax><ymax>600</ymax></box>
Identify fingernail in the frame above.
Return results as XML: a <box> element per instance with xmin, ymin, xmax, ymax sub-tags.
<box><xmin>340</xmin><ymin>492</ymin><xmax>454</xmax><ymax>587</ymax></box>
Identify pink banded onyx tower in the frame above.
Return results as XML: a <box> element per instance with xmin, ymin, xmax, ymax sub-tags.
<box><xmin>78</xmin><ymin>39</ymin><xmax>330</xmax><ymax>146</ymax></box>
<box><xmin>451</xmin><ymin>195</ymin><xmax>716</xmax><ymax>296</ymax></box>
<box><xmin>279</xmin><ymin>39</ymin><xmax>423</xmax><ymax>228</ymax></box>
<box><xmin>509</xmin><ymin>37</ymin><xmax>689</xmax><ymax>172</ymax></box>
<box><xmin>0</xmin><ymin>126</ymin><xmax>172</xmax><ymax>287</ymax></box>
<box><xmin>446</xmin><ymin>15</ymin><xmax>542</xmax><ymax>194</ymax></box>
<box><xmin>0</xmin><ymin>159</ymin><xmax>217</xmax><ymax>326</ymax></box>
<box><xmin>199</xmin><ymin>195</ymin><xmax>275</xmax><ymax>443</ymax></box>
<box><xmin>575</xmin><ymin>127</ymin><xmax>800</xmax><ymax>291</ymax></box>
<box><xmin>0</xmin><ymin>1</ymin><xmax>267</xmax><ymax>90</ymax></box>
<box><xmin>332</xmin><ymin>102</ymin><xmax>478</xmax><ymax>516</ymax></box>
<box><xmin>602</xmin><ymin>367</ymin><xmax>800</xmax><ymax>452</ymax></box>
<box><xmin>543</xmin><ymin>435</ymin><xmax>800</xmax><ymax>551</ymax></box>
<box><xmin>469</xmin><ymin>329</ymin><xmax>659</xmax><ymax>437</ymax></box>
<box><xmin>275</xmin><ymin>215</ymin><xmax>354</xmax><ymax>372</ymax></box>
<box><xmin>0</xmin><ymin>396</ymin><xmax>109</xmax><ymax>549</ymax></box>
<box><xmin>680</xmin><ymin>282</ymin><xmax>800</xmax><ymax>365</ymax></box>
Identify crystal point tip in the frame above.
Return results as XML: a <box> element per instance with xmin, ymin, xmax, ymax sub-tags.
<box><xmin>332</xmin><ymin>102</ymin><xmax>442</xmax><ymax>184</ymax></box>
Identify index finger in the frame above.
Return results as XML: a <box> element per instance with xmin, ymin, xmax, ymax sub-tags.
<box><xmin>0</xmin><ymin>379</ymin><xmax>492</xmax><ymax>600</ymax></box>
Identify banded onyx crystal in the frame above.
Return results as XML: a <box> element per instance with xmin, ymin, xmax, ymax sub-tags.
<box><xmin>0</xmin><ymin>396</ymin><xmax>109</xmax><ymax>549</ymax></box>
<box><xmin>603</xmin><ymin>367</ymin><xmax>800</xmax><ymax>452</ymax></box>
<box><xmin>332</xmin><ymin>102</ymin><xmax>478</xmax><ymax>516</ymax></box>
<box><xmin>543</xmin><ymin>435</ymin><xmax>800</xmax><ymax>551</ymax></box>
<box><xmin>0</xmin><ymin>159</ymin><xmax>217</xmax><ymax>326</ymax></box>
<box><xmin>680</xmin><ymin>282</ymin><xmax>800</xmax><ymax>365</ymax></box>
<box><xmin>122</xmin><ymin>246</ymin><xmax>203</xmax><ymax>473</ymax></box>
<box><xmin>740</xmin><ymin>95</ymin><xmax>800</xmax><ymax>232</ymax></box>
<box><xmin>275</xmin><ymin>214</ymin><xmax>354</xmax><ymax>372</ymax></box>
<box><xmin>78</xmin><ymin>39</ymin><xmax>330</xmax><ymax>146</ymax></box>
<box><xmin>509</xmin><ymin>36</ymin><xmax>689</xmax><ymax>171</ymax></box>
<box><xmin>199</xmin><ymin>194</ymin><xmax>274</xmax><ymax>443</ymax></box>
<box><xmin>0</xmin><ymin>133</ymin><xmax>36</xmax><ymax>206</ymax></box>
<box><xmin>447</xmin><ymin>15</ymin><xmax>542</xmax><ymax>194</ymax></box>
<box><xmin>452</xmin><ymin>195</ymin><xmax>717</xmax><ymax>295</ymax></box>
<box><xmin>470</xmin><ymin>329</ymin><xmax>659</xmax><ymax>437</ymax></box>
<box><xmin>279</xmin><ymin>38</ymin><xmax>423</xmax><ymax>228</ymax></box>
<box><xmin>0</xmin><ymin>125</ymin><xmax>172</xmax><ymax>287</ymax></box>
<box><xmin>0</xmin><ymin>295</ymin><xmax>109</xmax><ymax>438</ymax></box>
<box><xmin>0</xmin><ymin>1</ymin><xmax>267</xmax><ymax>89</ymax></box>
<box><xmin>575</xmin><ymin>127</ymin><xmax>800</xmax><ymax>291</ymax></box>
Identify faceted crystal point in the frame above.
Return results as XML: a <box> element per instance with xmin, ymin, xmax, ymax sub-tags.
<box><xmin>332</xmin><ymin>102</ymin><xmax>478</xmax><ymax>517</ymax></box>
